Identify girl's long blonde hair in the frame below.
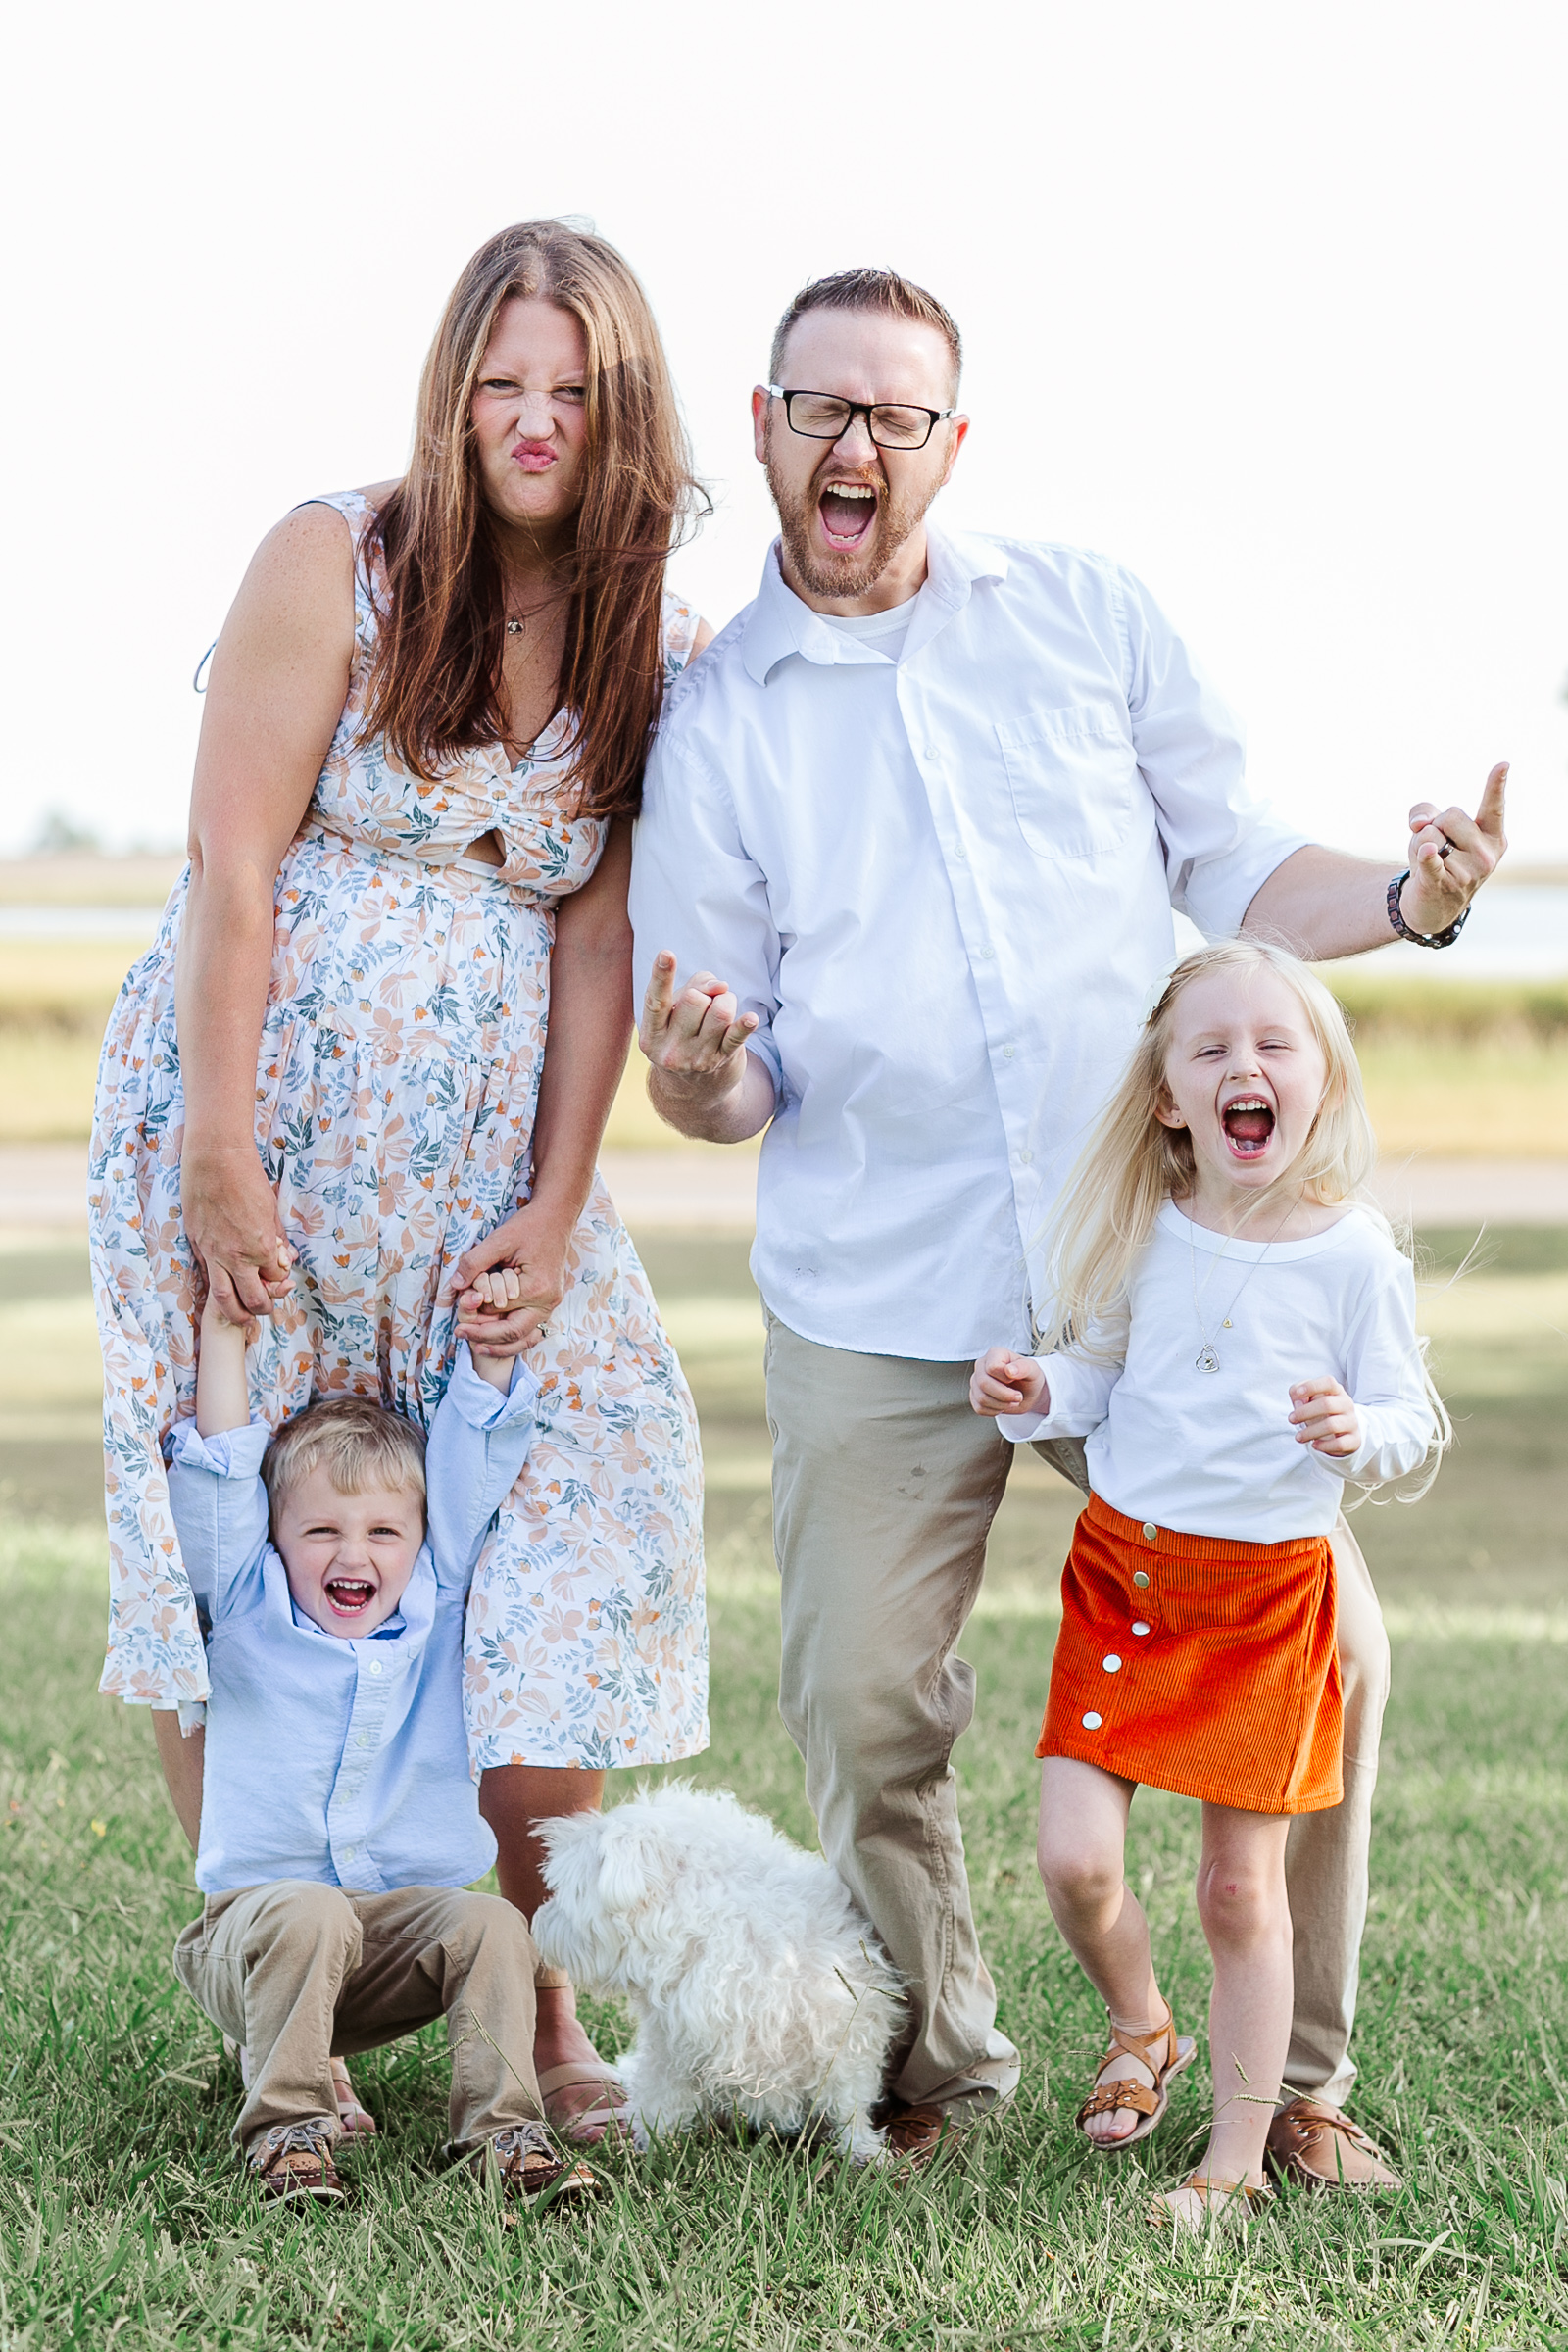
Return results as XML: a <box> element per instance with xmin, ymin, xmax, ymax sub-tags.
<box><xmin>1044</xmin><ymin>938</ymin><xmax>1449</xmax><ymax>1500</ymax></box>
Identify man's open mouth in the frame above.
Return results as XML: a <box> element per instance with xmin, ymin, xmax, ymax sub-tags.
<box><xmin>818</xmin><ymin>480</ymin><xmax>878</xmax><ymax>550</ymax></box>
<box><xmin>325</xmin><ymin>1578</ymin><xmax>376</xmax><ymax>1615</ymax></box>
<box><xmin>1221</xmin><ymin>1097</ymin><xmax>1276</xmax><ymax>1158</ymax></box>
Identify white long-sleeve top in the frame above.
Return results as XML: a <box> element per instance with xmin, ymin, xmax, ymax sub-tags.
<box><xmin>1000</xmin><ymin>1204</ymin><xmax>1437</xmax><ymax>1542</ymax></box>
<box><xmin>630</xmin><ymin>530</ymin><xmax>1305</xmax><ymax>1360</ymax></box>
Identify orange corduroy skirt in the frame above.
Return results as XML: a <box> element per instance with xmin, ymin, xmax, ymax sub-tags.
<box><xmin>1036</xmin><ymin>1493</ymin><xmax>1343</xmax><ymax>1815</ymax></box>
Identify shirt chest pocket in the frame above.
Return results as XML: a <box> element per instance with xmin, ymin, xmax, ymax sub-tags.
<box><xmin>995</xmin><ymin>707</ymin><xmax>1143</xmax><ymax>860</ymax></box>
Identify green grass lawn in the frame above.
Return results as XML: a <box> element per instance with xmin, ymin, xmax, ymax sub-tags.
<box><xmin>2</xmin><ymin>1229</ymin><xmax>1567</xmax><ymax>2348</ymax></box>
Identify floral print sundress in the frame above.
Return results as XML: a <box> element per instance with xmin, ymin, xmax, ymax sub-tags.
<box><xmin>89</xmin><ymin>488</ymin><xmax>710</xmax><ymax>1772</ymax></box>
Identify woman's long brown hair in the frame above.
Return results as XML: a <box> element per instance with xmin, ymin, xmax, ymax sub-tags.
<box><xmin>360</xmin><ymin>221</ymin><xmax>706</xmax><ymax>816</ymax></box>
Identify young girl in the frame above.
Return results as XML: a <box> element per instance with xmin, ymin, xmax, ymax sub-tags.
<box><xmin>972</xmin><ymin>940</ymin><xmax>1445</xmax><ymax>2229</ymax></box>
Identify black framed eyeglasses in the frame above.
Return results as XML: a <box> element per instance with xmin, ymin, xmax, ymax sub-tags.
<box><xmin>766</xmin><ymin>385</ymin><xmax>956</xmax><ymax>452</ymax></box>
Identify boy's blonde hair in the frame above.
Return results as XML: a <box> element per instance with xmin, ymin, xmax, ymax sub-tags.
<box><xmin>1043</xmin><ymin>938</ymin><xmax>1448</xmax><ymax>1499</ymax></box>
<box><xmin>261</xmin><ymin>1396</ymin><xmax>427</xmax><ymax>1527</ymax></box>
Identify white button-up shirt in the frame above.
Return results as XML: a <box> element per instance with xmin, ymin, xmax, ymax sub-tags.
<box><xmin>631</xmin><ymin>530</ymin><xmax>1306</xmax><ymax>1360</ymax></box>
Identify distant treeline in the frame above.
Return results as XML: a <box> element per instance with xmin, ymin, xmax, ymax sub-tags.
<box><xmin>0</xmin><ymin>942</ymin><xmax>1560</xmax><ymax>1050</ymax></box>
<box><xmin>1326</xmin><ymin>974</ymin><xmax>1568</xmax><ymax>1046</ymax></box>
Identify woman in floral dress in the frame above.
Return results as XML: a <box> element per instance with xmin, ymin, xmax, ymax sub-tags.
<box><xmin>90</xmin><ymin>221</ymin><xmax>712</xmax><ymax>2134</ymax></box>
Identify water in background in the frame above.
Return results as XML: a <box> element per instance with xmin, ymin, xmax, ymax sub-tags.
<box><xmin>1167</xmin><ymin>883</ymin><xmax>1567</xmax><ymax>979</ymax></box>
<box><xmin>3</xmin><ymin>885</ymin><xmax>1564</xmax><ymax>977</ymax></box>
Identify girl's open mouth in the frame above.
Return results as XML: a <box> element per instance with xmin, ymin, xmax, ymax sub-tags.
<box><xmin>325</xmin><ymin>1578</ymin><xmax>376</xmax><ymax>1616</ymax></box>
<box><xmin>818</xmin><ymin>482</ymin><xmax>878</xmax><ymax>550</ymax></box>
<box><xmin>1221</xmin><ymin>1097</ymin><xmax>1276</xmax><ymax>1158</ymax></box>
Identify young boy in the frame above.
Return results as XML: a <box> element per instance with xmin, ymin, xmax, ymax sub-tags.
<box><xmin>167</xmin><ymin>1281</ymin><xmax>592</xmax><ymax>2206</ymax></box>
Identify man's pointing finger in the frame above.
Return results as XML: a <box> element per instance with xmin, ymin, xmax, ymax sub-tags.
<box><xmin>643</xmin><ymin>951</ymin><xmax>679</xmax><ymax>1022</ymax></box>
<box><xmin>1476</xmin><ymin>761</ymin><xmax>1509</xmax><ymax>840</ymax></box>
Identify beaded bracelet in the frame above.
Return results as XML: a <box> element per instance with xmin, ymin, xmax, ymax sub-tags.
<box><xmin>1386</xmin><ymin>868</ymin><xmax>1471</xmax><ymax>950</ymax></box>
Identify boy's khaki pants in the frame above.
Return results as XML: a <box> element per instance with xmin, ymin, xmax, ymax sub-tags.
<box><xmin>174</xmin><ymin>1881</ymin><xmax>547</xmax><ymax>2158</ymax></box>
<box><xmin>765</xmin><ymin>1316</ymin><xmax>1391</xmax><ymax>2117</ymax></box>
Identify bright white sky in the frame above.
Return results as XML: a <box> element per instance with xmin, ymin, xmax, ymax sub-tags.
<box><xmin>4</xmin><ymin>0</ymin><xmax>1565</xmax><ymax>859</ymax></box>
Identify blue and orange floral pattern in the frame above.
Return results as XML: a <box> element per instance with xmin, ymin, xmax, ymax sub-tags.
<box><xmin>89</xmin><ymin>488</ymin><xmax>709</xmax><ymax>1771</ymax></box>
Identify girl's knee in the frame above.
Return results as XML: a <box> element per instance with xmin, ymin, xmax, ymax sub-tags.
<box><xmin>1037</xmin><ymin>1831</ymin><xmax>1124</xmax><ymax>1916</ymax></box>
<box><xmin>1196</xmin><ymin>1855</ymin><xmax>1291</xmax><ymax>1947</ymax></box>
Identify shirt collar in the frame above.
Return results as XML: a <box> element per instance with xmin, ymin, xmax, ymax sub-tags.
<box><xmin>741</xmin><ymin>526</ymin><xmax>1010</xmax><ymax>686</ymax></box>
<box><xmin>289</xmin><ymin>1598</ymin><xmax>408</xmax><ymax>1641</ymax></box>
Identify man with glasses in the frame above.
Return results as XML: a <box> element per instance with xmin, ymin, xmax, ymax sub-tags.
<box><xmin>630</xmin><ymin>269</ymin><xmax>1506</xmax><ymax>2174</ymax></box>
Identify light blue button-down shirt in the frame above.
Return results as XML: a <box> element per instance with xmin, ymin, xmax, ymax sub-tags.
<box><xmin>631</xmin><ymin>529</ymin><xmax>1307</xmax><ymax>1361</ymax></box>
<box><xmin>167</xmin><ymin>1346</ymin><xmax>538</xmax><ymax>1896</ymax></box>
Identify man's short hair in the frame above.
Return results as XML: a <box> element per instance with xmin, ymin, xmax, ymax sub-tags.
<box><xmin>261</xmin><ymin>1394</ymin><xmax>427</xmax><ymax>1525</ymax></box>
<box><xmin>769</xmin><ymin>269</ymin><xmax>962</xmax><ymax>400</ymax></box>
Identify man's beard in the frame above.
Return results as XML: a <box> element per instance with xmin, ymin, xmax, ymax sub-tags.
<box><xmin>764</xmin><ymin>427</ymin><xmax>936</xmax><ymax>601</ymax></box>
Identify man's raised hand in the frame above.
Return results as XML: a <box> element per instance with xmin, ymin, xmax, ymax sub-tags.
<box><xmin>639</xmin><ymin>952</ymin><xmax>759</xmax><ymax>1095</ymax></box>
<box><xmin>1399</xmin><ymin>761</ymin><xmax>1508</xmax><ymax>938</ymax></box>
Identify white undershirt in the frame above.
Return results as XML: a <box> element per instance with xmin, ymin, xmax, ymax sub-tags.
<box><xmin>1000</xmin><ymin>1203</ymin><xmax>1436</xmax><ymax>1542</ymax></box>
<box><xmin>823</xmin><ymin>594</ymin><xmax>920</xmax><ymax>664</ymax></box>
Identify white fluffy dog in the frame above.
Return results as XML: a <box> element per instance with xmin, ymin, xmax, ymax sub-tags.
<box><xmin>532</xmin><ymin>1785</ymin><xmax>904</xmax><ymax>2162</ymax></box>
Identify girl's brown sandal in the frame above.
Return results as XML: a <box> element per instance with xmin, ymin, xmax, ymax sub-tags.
<box><xmin>1147</xmin><ymin>2171</ymin><xmax>1274</xmax><ymax>2230</ymax></box>
<box><xmin>1076</xmin><ymin>2007</ymin><xmax>1197</xmax><ymax>2152</ymax></box>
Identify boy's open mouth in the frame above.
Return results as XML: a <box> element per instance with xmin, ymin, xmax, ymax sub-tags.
<box><xmin>1221</xmin><ymin>1096</ymin><xmax>1276</xmax><ymax>1158</ymax></box>
<box><xmin>818</xmin><ymin>481</ymin><xmax>878</xmax><ymax>550</ymax></box>
<box><xmin>324</xmin><ymin>1578</ymin><xmax>376</xmax><ymax>1616</ymax></box>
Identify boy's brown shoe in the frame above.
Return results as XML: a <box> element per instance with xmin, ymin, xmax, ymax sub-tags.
<box><xmin>251</xmin><ymin>2124</ymin><xmax>346</xmax><ymax>2203</ymax></box>
<box><xmin>1265</xmin><ymin>2098</ymin><xmax>1400</xmax><ymax>2191</ymax></box>
<box><xmin>876</xmin><ymin>2102</ymin><xmax>966</xmax><ymax>2173</ymax></box>
<box><xmin>472</xmin><ymin>2123</ymin><xmax>599</xmax><ymax>2202</ymax></box>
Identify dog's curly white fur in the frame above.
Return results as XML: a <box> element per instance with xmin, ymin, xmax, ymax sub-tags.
<box><xmin>532</xmin><ymin>1786</ymin><xmax>904</xmax><ymax>2161</ymax></box>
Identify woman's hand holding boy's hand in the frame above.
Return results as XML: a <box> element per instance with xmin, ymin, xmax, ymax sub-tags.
<box><xmin>970</xmin><ymin>1348</ymin><xmax>1049</xmax><ymax>1419</ymax></box>
<box><xmin>458</xmin><ymin>1269</ymin><xmax>539</xmax><ymax>1389</ymax></box>
<box><xmin>451</xmin><ymin>1204</ymin><xmax>566</xmax><ymax>1359</ymax></box>
<box><xmin>1289</xmin><ymin>1377</ymin><xmax>1360</xmax><ymax>1456</ymax></box>
<box><xmin>183</xmin><ymin>1148</ymin><xmax>296</xmax><ymax>1323</ymax></box>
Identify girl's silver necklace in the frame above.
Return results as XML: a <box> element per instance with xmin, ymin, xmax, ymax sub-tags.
<box><xmin>1186</xmin><ymin>1193</ymin><xmax>1300</xmax><ymax>1374</ymax></box>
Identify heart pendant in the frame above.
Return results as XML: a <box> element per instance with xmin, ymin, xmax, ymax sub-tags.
<box><xmin>1195</xmin><ymin>1345</ymin><xmax>1221</xmax><ymax>1374</ymax></box>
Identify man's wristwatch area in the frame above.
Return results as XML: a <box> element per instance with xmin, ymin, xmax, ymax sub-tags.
<box><xmin>1386</xmin><ymin>868</ymin><xmax>1470</xmax><ymax>950</ymax></box>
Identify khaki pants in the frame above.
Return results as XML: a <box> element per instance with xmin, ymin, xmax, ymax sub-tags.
<box><xmin>765</xmin><ymin>1317</ymin><xmax>1390</xmax><ymax>2115</ymax></box>
<box><xmin>173</xmin><ymin>1881</ymin><xmax>546</xmax><ymax>2157</ymax></box>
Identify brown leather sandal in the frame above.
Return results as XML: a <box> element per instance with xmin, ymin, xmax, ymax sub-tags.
<box><xmin>1148</xmin><ymin>2171</ymin><xmax>1274</xmax><ymax>2230</ymax></box>
<box><xmin>1076</xmin><ymin>2006</ymin><xmax>1197</xmax><ymax>2152</ymax></box>
<box><xmin>329</xmin><ymin>2057</ymin><xmax>377</xmax><ymax>2138</ymax></box>
<box><xmin>536</xmin><ymin>2060</ymin><xmax>632</xmax><ymax>2145</ymax></box>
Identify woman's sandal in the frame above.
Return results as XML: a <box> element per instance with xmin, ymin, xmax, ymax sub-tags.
<box><xmin>1148</xmin><ymin>2171</ymin><xmax>1274</xmax><ymax>2230</ymax></box>
<box><xmin>1076</xmin><ymin>2007</ymin><xmax>1197</xmax><ymax>2152</ymax></box>
<box><xmin>537</xmin><ymin>2061</ymin><xmax>633</xmax><ymax>2145</ymax></box>
<box><xmin>223</xmin><ymin>2038</ymin><xmax>377</xmax><ymax>2137</ymax></box>
<box><xmin>329</xmin><ymin>2058</ymin><xmax>377</xmax><ymax>2136</ymax></box>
